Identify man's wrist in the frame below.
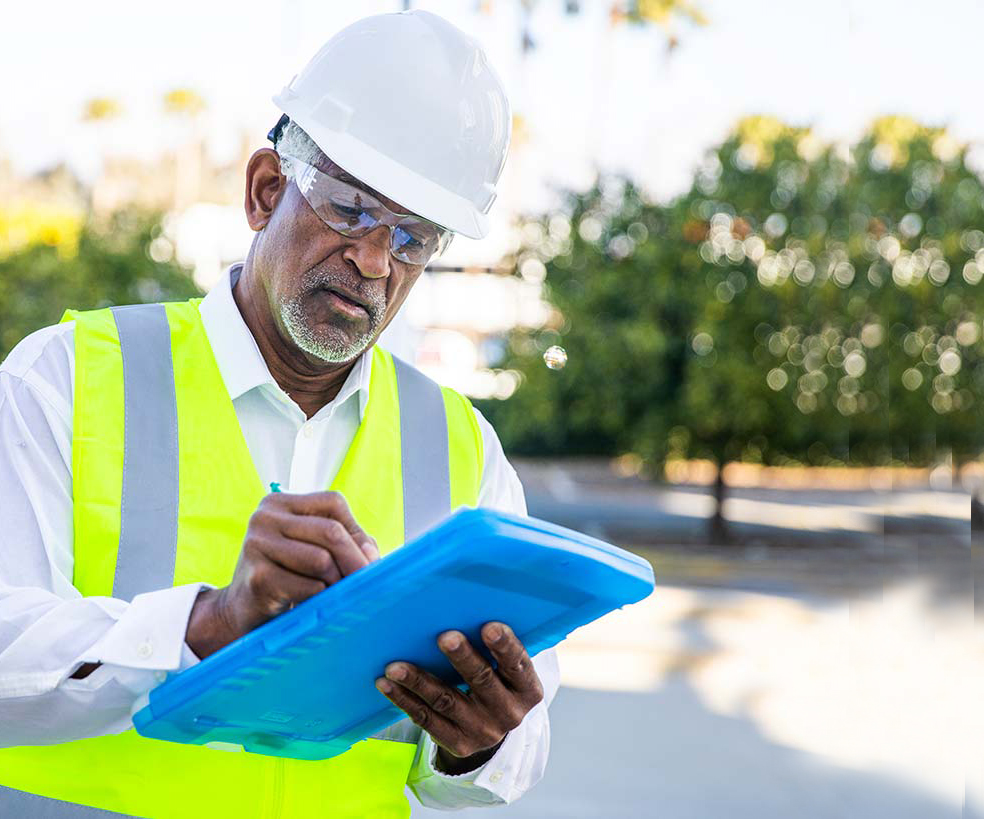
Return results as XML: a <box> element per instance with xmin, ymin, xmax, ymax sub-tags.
<box><xmin>434</xmin><ymin>737</ymin><xmax>505</xmax><ymax>776</ymax></box>
<box><xmin>185</xmin><ymin>587</ymin><xmax>234</xmax><ymax>659</ymax></box>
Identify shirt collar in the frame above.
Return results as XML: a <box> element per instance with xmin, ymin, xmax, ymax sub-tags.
<box><xmin>198</xmin><ymin>263</ymin><xmax>373</xmax><ymax>420</ymax></box>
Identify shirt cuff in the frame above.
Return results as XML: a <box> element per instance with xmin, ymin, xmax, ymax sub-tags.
<box><xmin>408</xmin><ymin>700</ymin><xmax>551</xmax><ymax>808</ymax></box>
<box><xmin>78</xmin><ymin>583</ymin><xmax>207</xmax><ymax>688</ymax></box>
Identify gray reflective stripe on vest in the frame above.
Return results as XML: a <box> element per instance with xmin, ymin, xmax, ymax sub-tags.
<box><xmin>111</xmin><ymin>304</ymin><xmax>179</xmax><ymax>602</ymax></box>
<box><xmin>0</xmin><ymin>785</ymin><xmax>138</xmax><ymax>818</ymax></box>
<box><xmin>392</xmin><ymin>354</ymin><xmax>451</xmax><ymax>541</ymax></box>
<box><xmin>371</xmin><ymin>716</ymin><xmax>420</xmax><ymax>744</ymax></box>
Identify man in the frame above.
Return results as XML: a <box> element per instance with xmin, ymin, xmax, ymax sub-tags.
<box><xmin>0</xmin><ymin>10</ymin><xmax>558</xmax><ymax>818</ymax></box>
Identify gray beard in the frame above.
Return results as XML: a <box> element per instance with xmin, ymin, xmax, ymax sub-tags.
<box><xmin>279</xmin><ymin>269</ymin><xmax>386</xmax><ymax>364</ymax></box>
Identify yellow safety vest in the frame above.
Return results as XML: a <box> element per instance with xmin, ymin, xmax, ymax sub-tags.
<box><xmin>0</xmin><ymin>299</ymin><xmax>483</xmax><ymax>818</ymax></box>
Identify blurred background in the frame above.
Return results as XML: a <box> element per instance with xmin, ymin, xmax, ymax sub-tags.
<box><xmin>1</xmin><ymin>1</ymin><xmax>978</xmax><ymax>816</ymax></box>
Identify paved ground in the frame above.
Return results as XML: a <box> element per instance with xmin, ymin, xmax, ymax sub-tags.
<box><xmin>516</xmin><ymin>458</ymin><xmax>970</xmax><ymax>600</ymax></box>
<box><xmin>411</xmin><ymin>583</ymin><xmax>972</xmax><ymax>819</ymax></box>
<box><xmin>414</xmin><ymin>682</ymin><xmax>955</xmax><ymax>819</ymax></box>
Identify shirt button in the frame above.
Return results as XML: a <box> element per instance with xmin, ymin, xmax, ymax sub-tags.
<box><xmin>489</xmin><ymin>772</ymin><xmax>504</xmax><ymax>784</ymax></box>
<box><xmin>154</xmin><ymin>671</ymin><xmax>167</xmax><ymax>683</ymax></box>
<box><xmin>302</xmin><ymin>425</ymin><xmax>314</xmax><ymax>439</ymax></box>
<box><xmin>137</xmin><ymin>641</ymin><xmax>154</xmax><ymax>659</ymax></box>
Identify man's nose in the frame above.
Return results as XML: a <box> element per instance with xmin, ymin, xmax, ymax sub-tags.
<box><xmin>342</xmin><ymin>225</ymin><xmax>392</xmax><ymax>279</ymax></box>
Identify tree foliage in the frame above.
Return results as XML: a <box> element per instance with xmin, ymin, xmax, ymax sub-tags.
<box><xmin>0</xmin><ymin>211</ymin><xmax>202</xmax><ymax>360</ymax></box>
<box><xmin>480</xmin><ymin>116</ymin><xmax>984</xmax><ymax>492</ymax></box>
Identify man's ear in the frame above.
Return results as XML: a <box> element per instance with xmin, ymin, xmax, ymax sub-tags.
<box><xmin>245</xmin><ymin>148</ymin><xmax>288</xmax><ymax>231</ymax></box>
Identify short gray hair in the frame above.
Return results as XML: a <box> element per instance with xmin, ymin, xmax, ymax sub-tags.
<box><xmin>274</xmin><ymin>119</ymin><xmax>328</xmax><ymax>168</ymax></box>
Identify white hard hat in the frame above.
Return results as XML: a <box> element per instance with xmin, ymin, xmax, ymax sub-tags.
<box><xmin>272</xmin><ymin>10</ymin><xmax>512</xmax><ymax>240</ymax></box>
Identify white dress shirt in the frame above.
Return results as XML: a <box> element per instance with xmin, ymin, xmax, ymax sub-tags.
<box><xmin>0</xmin><ymin>264</ymin><xmax>559</xmax><ymax>809</ymax></box>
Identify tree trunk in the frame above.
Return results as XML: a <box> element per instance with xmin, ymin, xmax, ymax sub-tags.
<box><xmin>972</xmin><ymin>492</ymin><xmax>984</xmax><ymax>543</ymax></box>
<box><xmin>709</xmin><ymin>461</ymin><xmax>730</xmax><ymax>544</ymax></box>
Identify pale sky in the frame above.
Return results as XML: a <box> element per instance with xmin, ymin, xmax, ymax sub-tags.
<box><xmin>2</xmin><ymin>0</ymin><xmax>981</xmax><ymax>260</ymax></box>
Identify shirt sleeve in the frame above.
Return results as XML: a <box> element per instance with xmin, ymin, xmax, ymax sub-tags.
<box><xmin>0</xmin><ymin>324</ymin><xmax>205</xmax><ymax>748</ymax></box>
<box><xmin>406</xmin><ymin>406</ymin><xmax>560</xmax><ymax>809</ymax></box>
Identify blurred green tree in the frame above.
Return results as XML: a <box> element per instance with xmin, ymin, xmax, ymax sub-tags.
<box><xmin>850</xmin><ymin>117</ymin><xmax>984</xmax><ymax>471</ymax></box>
<box><xmin>476</xmin><ymin>179</ymin><xmax>695</xmax><ymax>468</ymax></box>
<box><xmin>480</xmin><ymin>116</ymin><xmax>984</xmax><ymax>541</ymax></box>
<box><xmin>0</xmin><ymin>211</ymin><xmax>202</xmax><ymax>360</ymax></box>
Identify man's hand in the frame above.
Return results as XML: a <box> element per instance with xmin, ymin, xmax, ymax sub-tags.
<box><xmin>375</xmin><ymin>622</ymin><xmax>544</xmax><ymax>775</ymax></box>
<box><xmin>186</xmin><ymin>490</ymin><xmax>379</xmax><ymax>658</ymax></box>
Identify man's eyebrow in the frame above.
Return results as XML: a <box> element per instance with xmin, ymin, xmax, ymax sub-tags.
<box><xmin>335</xmin><ymin>171</ymin><xmax>363</xmax><ymax>187</ymax></box>
<box><xmin>334</xmin><ymin>170</ymin><xmax>385</xmax><ymax>201</ymax></box>
<box><xmin>325</xmin><ymin>164</ymin><xmax>372</xmax><ymax>193</ymax></box>
<box><xmin>321</xmin><ymin>160</ymin><xmax>420</xmax><ymax>217</ymax></box>
<box><xmin>338</xmin><ymin>173</ymin><xmax>417</xmax><ymax>216</ymax></box>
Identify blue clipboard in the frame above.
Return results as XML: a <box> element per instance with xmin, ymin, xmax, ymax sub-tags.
<box><xmin>132</xmin><ymin>508</ymin><xmax>655</xmax><ymax>760</ymax></box>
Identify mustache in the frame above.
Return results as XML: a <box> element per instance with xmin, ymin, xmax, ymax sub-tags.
<box><xmin>301</xmin><ymin>262</ymin><xmax>387</xmax><ymax>316</ymax></box>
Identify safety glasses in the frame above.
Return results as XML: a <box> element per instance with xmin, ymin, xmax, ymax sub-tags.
<box><xmin>279</xmin><ymin>154</ymin><xmax>453</xmax><ymax>266</ymax></box>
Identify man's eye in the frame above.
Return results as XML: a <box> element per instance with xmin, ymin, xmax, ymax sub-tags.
<box><xmin>396</xmin><ymin>226</ymin><xmax>425</xmax><ymax>248</ymax></box>
<box><xmin>331</xmin><ymin>201</ymin><xmax>363</xmax><ymax>217</ymax></box>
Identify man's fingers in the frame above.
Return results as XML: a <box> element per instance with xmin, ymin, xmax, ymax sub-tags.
<box><xmin>262</xmin><ymin>536</ymin><xmax>342</xmax><ymax>586</ymax></box>
<box><xmin>245</xmin><ymin>560</ymin><xmax>326</xmax><ymax>618</ymax></box>
<box><xmin>375</xmin><ymin>677</ymin><xmax>461</xmax><ymax>749</ymax></box>
<box><xmin>277</xmin><ymin>513</ymin><xmax>371</xmax><ymax>576</ymax></box>
<box><xmin>359</xmin><ymin>536</ymin><xmax>381</xmax><ymax>562</ymax></box>
<box><xmin>437</xmin><ymin>631</ymin><xmax>508</xmax><ymax>704</ymax></box>
<box><xmin>383</xmin><ymin>662</ymin><xmax>468</xmax><ymax>722</ymax></box>
<box><xmin>481</xmin><ymin>622</ymin><xmax>543</xmax><ymax>704</ymax></box>
<box><xmin>379</xmin><ymin>638</ymin><xmax>540</xmax><ymax>758</ymax></box>
<box><xmin>279</xmin><ymin>491</ymin><xmax>377</xmax><ymax>555</ymax></box>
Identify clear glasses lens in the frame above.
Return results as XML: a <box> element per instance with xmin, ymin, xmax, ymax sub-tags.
<box><xmin>282</xmin><ymin>156</ymin><xmax>450</xmax><ymax>265</ymax></box>
<box><xmin>392</xmin><ymin>223</ymin><xmax>442</xmax><ymax>262</ymax></box>
<box><xmin>325</xmin><ymin>192</ymin><xmax>378</xmax><ymax>234</ymax></box>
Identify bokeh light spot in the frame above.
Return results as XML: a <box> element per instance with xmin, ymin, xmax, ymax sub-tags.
<box><xmin>543</xmin><ymin>345</ymin><xmax>568</xmax><ymax>370</ymax></box>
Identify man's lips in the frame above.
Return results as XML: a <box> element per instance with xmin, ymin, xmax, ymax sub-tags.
<box><xmin>319</xmin><ymin>286</ymin><xmax>369</xmax><ymax>316</ymax></box>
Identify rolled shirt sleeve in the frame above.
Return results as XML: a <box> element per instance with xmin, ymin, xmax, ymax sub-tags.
<box><xmin>0</xmin><ymin>584</ymin><xmax>206</xmax><ymax>748</ymax></box>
